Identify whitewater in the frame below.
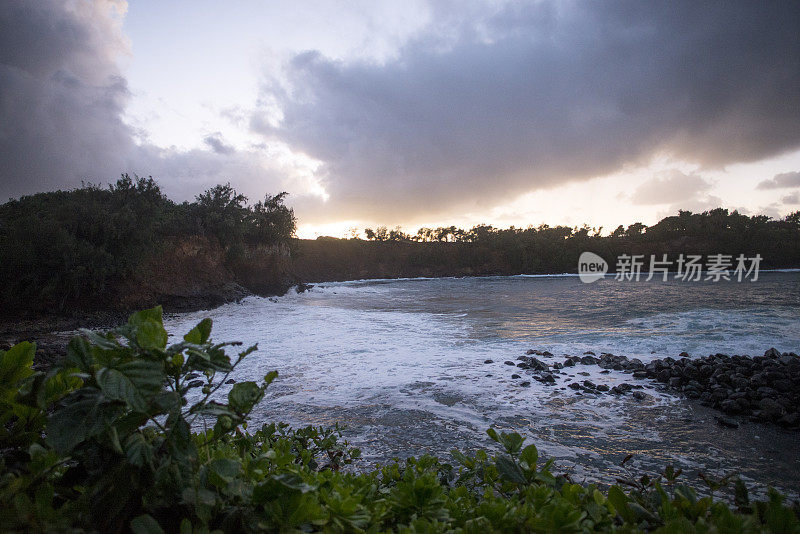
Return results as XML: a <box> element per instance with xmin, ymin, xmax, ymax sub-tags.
<box><xmin>165</xmin><ymin>272</ymin><xmax>800</xmax><ymax>493</ymax></box>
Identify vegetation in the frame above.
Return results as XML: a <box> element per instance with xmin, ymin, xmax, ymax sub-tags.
<box><xmin>1</xmin><ymin>308</ymin><xmax>797</xmax><ymax>532</ymax></box>
<box><xmin>0</xmin><ymin>176</ymin><xmax>296</xmax><ymax>316</ymax></box>
<box><xmin>295</xmin><ymin>209</ymin><xmax>800</xmax><ymax>281</ymax></box>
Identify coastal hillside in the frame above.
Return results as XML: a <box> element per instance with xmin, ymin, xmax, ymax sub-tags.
<box><xmin>293</xmin><ymin>209</ymin><xmax>800</xmax><ymax>282</ymax></box>
<box><xmin>0</xmin><ymin>176</ymin><xmax>296</xmax><ymax>319</ymax></box>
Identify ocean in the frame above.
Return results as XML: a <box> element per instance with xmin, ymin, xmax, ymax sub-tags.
<box><xmin>165</xmin><ymin>271</ymin><xmax>800</xmax><ymax>493</ymax></box>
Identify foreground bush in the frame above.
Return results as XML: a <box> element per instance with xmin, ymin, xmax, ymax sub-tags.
<box><xmin>1</xmin><ymin>308</ymin><xmax>797</xmax><ymax>532</ymax></box>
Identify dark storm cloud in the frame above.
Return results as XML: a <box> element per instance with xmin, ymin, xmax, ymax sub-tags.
<box><xmin>203</xmin><ymin>132</ymin><xmax>236</xmax><ymax>155</ymax></box>
<box><xmin>756</xmin><ymin>171</ymin><xmax>800</xmax><ymax>190</ymax></box>
<box><xmin>0</xmin><ymin>0</ymin><xmax>135</xmax><ymax>198</ymax></box>
<box><xmin>255</xmin><ymin>1</ymin><xmax>800</xmax><ymax>221</ymax></box>
<box><xmin>0</xmin><ymin>1</ymin><xmax>282</xmax><ymax>202</ymax></box>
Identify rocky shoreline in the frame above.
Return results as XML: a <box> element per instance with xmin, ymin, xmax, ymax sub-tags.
<box><xmin>487</xmin><ymin>348</ymin><xmax>800</xmax><ymax>430</ymax></box>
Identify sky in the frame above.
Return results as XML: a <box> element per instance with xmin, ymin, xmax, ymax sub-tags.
<box><xmin>1</xmin><ymin>1</ymin><xmax>799</xmax><ymax>238</ymax></box>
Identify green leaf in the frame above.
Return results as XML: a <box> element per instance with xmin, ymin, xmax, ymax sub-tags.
<box><xmin>46</xmin><ymin>391</ymin><xmax>120</xmax><ymax>454</ymax></box>
<box><xmin>190</xmin><ymin>401</ymin><xmax>236</xmax><ymax>417</ymax></box>
<box><xmin>674</xmin><ymin>484</ymin><xmax>697</xmax><ymax>505</ymax></box>
<box><xmin>734</xmin><ymin>478</ymin><xmax>750</xmax><ymax>509</ymax></box>
<box><xmin>228</xmin><ymin>381</ymin><xmax>264</xmax><ymax>414</ymax></box>
<box><xmin>128</xmin><ymin>306</ymin><xmax>164</xmax><ymax>328</ymax></box>
<box><xmin>236</xmin><ymin>344</ymin><xmax>258</xmax><ymax>363</ymax></box>
<box><xmin>130</xmin><ymin>514</ymin><xmax>164</xmax><ymax>534</ymax></box>
<box><xmin>184</xmin><ymin>318</ymin><xmax>213</xmax><ymax>344</ymax></box>
<box><xmin>81</xmin><ymin>329</ymin><xmax>121</xmax><ymax>351</ymax></box>
<box><xmin>208</xmin><ymin>458</ymin><xmax>241</xmax><ymax>488</ymax></box>
<box><xmin>253</xmin><ymin>473</ymin><xmax>316</xmax><ymax>504</ymax></box>
<box><xmin>96</xmin><ymin>360</ymin><xmax>163</xmax><ymax>411</ymax></box>
<box><xmin>125</xmin><ymin>432</ymin><xmax>154</xmax><ymax>467</ymax></box>
<box><xmin>520</xmin><ymin>444</ymin><xmax>538</xmax><ymax>469</ymax></box>
<box><xmin>38</xmin><ymin>368</ymin><xmax>83</xmax><ymax>408</ymax></box>
<box><xmin>500</xmin><ymin>431</ymin><xmax>524</xmax><ymax>455</ymax></box>
<box><xmin>486</xmin><ymin>428</ymin><xmax>500</xmax><ymax>443</ymax></box>
<box><xmin>128</xmin><ymin>306</ymin><xmax>167</xmax><ymax>349</ymax></box>
<box><xmin>136</xmin><ymin>320</ymin><xmax>168</xmax><ymax>350</ymax></box>
<box><xmin>0</xmin><ymin>341</ymin><xmax>35</xmax><ymax>388</ymax></box>
<box><xmin>65</xmin><ymin>337</ymin><xmax>94</xmax><ymax>371</ymax></box>
<box><xmin>264</xmin><ymin>370</ymin><xmax>278</xmax><ymax>387</ymax></box>
<box><xmin>607</xmin><ymin>485</ymin><xmax>635</xmax><ymax>523</ymax></box>
<box><xmin>495</xmin><ymin>456</ymin><xmax>526</xmax><ymax>485</ymax></box>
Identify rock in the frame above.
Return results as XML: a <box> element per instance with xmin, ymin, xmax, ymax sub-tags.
<box><xmin>526</xmin><ymin>349</ymin><xmax>539</xmax><ymax>355</ymax></box>
<box><xmin>553</xmin><ymin>362</ymin><xmax>563</xmax><ymax>369</ymax></box>
<box><xmin>528</xmin><ymin>358</ymin><xmax>549</xmax><ymax>371</ymax></box>
<box><xmin>632</xmin><ymin>391</ymin><xmax>647</xmax><ymax>400</ymax></box>
<box><xmin>778</xmin><ymin>413</ymin><xmax>800</xmax><ymax>428</ymax></box>
<box><xmin>484</xmin><ymin>359</ymin><xmax>494</xmax><ymax>364</ymax></box>
<box><xmin>520</xmin><ymin>381</ymin><xmax>531</xmax><ymax>387</ymax></box>
<box><xmin>580</xmin><ymin>355</ymin><xmax>599</xmax><ymax>365</ymax></box>
<box><xmin>295</xmin><ymin>282</ymin><xmax>314</xmax><ymax>293</ymax></box>
<box><xmin>568</xmin><ymin>383</ymin><xmax>582</xmax><ymax>390</ymax></box>
<box><xmin>596</xmin><ymin>384</ymin><xmax>610</xmax><ymax>392</ymax></box>
<box><xmin>715</xmin><ymin>415</ymin><xmax>740</xmax><ymax>429</ymax></box>
<box><xmin>764</xmin><ymin>348</ymin><xmax>781</xmax><ymax>358</ymax></box>
<box><xmin>504</xmin><ymin>361</ymin><xmax>516</xmax><ymax>366</ymax></box>
<box><xmin>517</xmin><ymin>363</ymin><xmax>530</xmax><ymax>369</ymax></box>
<box><xmin>759</xmin><ymin>398</ymin><xmax>786</xmax><ymax>421</ymax></box>
<box><xmin>632</xmin><ymin>370</ymin><xmax>648</xmax><ymax>379</ymax></box>
<box><xmin>583</xmin><ymin>351</ymin><xmax>596</xmax><ymax>356</ymax></box>
<box><xmin>582</xmin><ymin>380</ymin><xmax>597</xmax><ymax>389</ymax></box>
<box><xmin>719</xmin><ymin>399</ymin><xmax>742</xmax><ymax>415</ymax></box>
<box><xmin>757</xmin><ymin>386</ymin><xmax>778</xmax><ymax>398</ymax></box>
<box><xmin>511</xmin><ymin>374</ymin><xmax>521</xmax><ymax>379</ymax></box>
<box><xmin>773</xmin><ymin>379</ymin><xmax>791</xmax><ymax>393</ymax></box>
<box><xmin>542</xmin><ymin>351</ymin><xmax>554</xmax><ymax>357</ymax></box>
<box><xmin>679</xmin><ymin>351</ymin><xmax>690</xmax><ymax>358</ymax></box>
<box><xmin>563</xmin><ymin>359</ymin><xmax>575</xmax><ymax>367</ymax></box>
<box><xmin>657</xmin><ymin>369</ymin><xmax>672</xmax><ymax>382</ymax></box>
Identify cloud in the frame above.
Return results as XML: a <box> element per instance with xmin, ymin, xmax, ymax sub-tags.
<box><xmin>781</xmin><ymin>191</ymin><xmax>799</xmax><ymax>204</ymax></box>
<box><xmin>202</xmin><ymin>132</ymin><xmax>236</xmax><ymax>155</ymax></box>
<box><xmin>255</xmin><ymin>1</ymin><xmax>800</xmax><ymax>221</ymax></box>
<box><xmin>0</xmin><ymin>1</ymin><xmax>294</xmax><ymax>203</ymax></box>
<box><xmin>756</xmin><ymin>171</ymin><xmax>800</xmax><ymax>190</ymax></box>
<box><xmin>630</xmin><ymin>170</ymin><xmax>712</xmax><ymax>205</ymax></box>
<box><xmin>0</xmin><ymin>0</ymin><xmax>135</xmax><ymax>198</ymax></box>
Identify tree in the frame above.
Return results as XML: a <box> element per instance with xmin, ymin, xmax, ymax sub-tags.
<box><xmin>194</xmin><ymin>183</ymin><xmax>249</xmax><ymax>243</ymax></box>
<box><xmin>247</xmin><ymin>192</ymin><xmax>296</xmax><ymax>244</ymax></box>
<box><xmin>625</xmin><ymin>222</ymin><xmax>647</xmax><ymax>237</ymax></box>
